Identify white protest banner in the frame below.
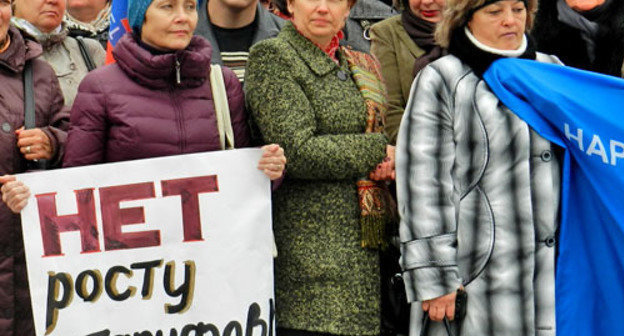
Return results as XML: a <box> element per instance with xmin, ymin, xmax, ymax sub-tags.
<box><xmin>18</xmin><ymin>149</ymin><xmax>274</xmax><ymax>336</ymax></box>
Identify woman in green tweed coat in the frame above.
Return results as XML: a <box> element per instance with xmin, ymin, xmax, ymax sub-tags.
<box><xmin>245</xmin><ymin>0</ymin><xmax>393</xmax><ymax>334</ymax></box>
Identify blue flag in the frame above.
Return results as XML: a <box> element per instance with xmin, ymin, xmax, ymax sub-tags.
<box><xmin>484</xmin><ymin>59</ymin><xmax>624</xmax><ymax>336</ymax></box>
<box><xmin>106</xmin><ymin>0</ymin><xmax>130</xmax><ymax>63</ymax></box>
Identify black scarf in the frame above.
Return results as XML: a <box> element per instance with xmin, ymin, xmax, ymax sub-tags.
<box><xmin>448</xmin><ymin>27</ymin><xmax>536</xmax><ymax>78</ymax></box>
<box><xmin>578</xmin><ymin>0</ymin><xmax>614</xmax><ymax>21</ymax></box>
<box><xmin>135</xmin><ymin>34</ymin><xmax>177</xmax><ymax>55</ymax></box>
<box><xmin>401</xmin><ymin>10</ymin><xmax>446</xmax><ymax>76</ymax></box>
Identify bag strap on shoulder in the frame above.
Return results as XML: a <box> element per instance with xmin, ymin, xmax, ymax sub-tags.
<box><xmin>76</xmin><ymin>36</ymin><xmax>96</xmax><ymax>72</ymax></box>
<box><xmin>209</xmin><ymin>64</ymin><xmax>235</xmax><ymax>150</ymax></box>
<box><xmin>23</xmin><ymin>60</ymin><xmax>35</xmax><ymax>129</ymax></box>
<box><xmin>23</xmin><ymin>60</ymin><xmax>47</xmax><ymax>170</ymax></box>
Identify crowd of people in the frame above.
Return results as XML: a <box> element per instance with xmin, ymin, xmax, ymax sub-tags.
<box><xmin>0</xmin><ymin>0</ymin><xmax>622</xmax><ymax>335</ymax></box>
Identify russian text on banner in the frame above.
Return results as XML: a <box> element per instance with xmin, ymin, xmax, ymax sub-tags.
<box><xmin>18</xmin><ymin>149</ymin><xmax>274</xmax><ymax>336</ymax></box>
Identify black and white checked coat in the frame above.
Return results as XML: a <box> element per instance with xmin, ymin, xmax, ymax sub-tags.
<box><xmin>396</xmin><ymin>53</ymin><xmax>561</xmax><ymax>336</ymax></box>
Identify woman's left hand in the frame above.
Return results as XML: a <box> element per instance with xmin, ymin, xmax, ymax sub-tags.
<box><xmin>16</xmin><ymin>127</ymin><xmax>54</xmax><ymax>161</ymax></box>
<box><xmin>369</xmin><ymin>145</ymin><xmax>396</xmax><ymax>181</ymax></box>
<box><xmin>258</xmin><ymin>144</ymin><xmax>287</xmax><ymax>180</ymax></box>
<box><xmin>0</xmin><ymin>175</ymin><xmax>31</xmax><ymax>214</ymax></box>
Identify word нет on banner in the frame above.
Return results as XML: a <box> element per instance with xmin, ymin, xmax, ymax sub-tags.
<box><xmin>17</xmin><ymin>149</ymin><xmax>275</xmax><ymax>336</ymax></box>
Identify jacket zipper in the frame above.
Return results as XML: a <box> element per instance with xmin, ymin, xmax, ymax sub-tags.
<box><xmin>175</xmin><ymin>58</ymin><xmax>181</xmax><ymax>85</ymax></box>
<box><xmin>169</xmin><ymin>87</ymin><xmax>186</xmax><ymax>153</ymax></box>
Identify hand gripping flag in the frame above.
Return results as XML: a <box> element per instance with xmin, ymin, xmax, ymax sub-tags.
<box><xmin>484</xmin><ymin>59</ymin><xmax>624</xmax><ymax>336</ymax></box>
<box><xmin>106</xmin><ymin>0</ymin><xmax>131</xmax><ymax>64</ymax></box>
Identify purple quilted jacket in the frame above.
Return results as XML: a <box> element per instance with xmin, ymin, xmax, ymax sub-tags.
<box><xmin>63</xmin><ymin>33</ymin><xmax>249</xmax><ymax>167</ymax></box>
<box><xmin>0</xmin><ymin>26</ymin><xmax>68</xmax><ymax>336</ymax></box>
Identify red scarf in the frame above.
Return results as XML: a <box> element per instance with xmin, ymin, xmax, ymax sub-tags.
<box><xmin>294</xmin><ymin>24</ymin><xmax>344</xmax><ymax>63</ymax></box>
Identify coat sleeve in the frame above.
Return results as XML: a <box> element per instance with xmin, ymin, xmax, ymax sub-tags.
<box><xmin>395</xmin><ymin>65</ymin><xmax>461</xmax><ymax>302</ymax></box>
<box><xmin>245</xmin><ymin>41</ymin><xmax>387</xmax><ymax>180</ymax></box>
<box><xmin>62</xmin><ymin>71</ymin><xmax>108</xmax><ymax>167</ymax></box>
<box><xmin>222</xmin><ymin>66</ymin><xmax>251</xmax><ymax>148</ymax></box>
<box><xmin>370</xmin><ymin>22</ymin><xmax>405</xmax><ymax>145</ymax></box>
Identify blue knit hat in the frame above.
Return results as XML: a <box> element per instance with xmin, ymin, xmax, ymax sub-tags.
<box><xmin>128</xmin><ymin>0</ymin><xmax>154</xmax><ymax>33</ymax></box>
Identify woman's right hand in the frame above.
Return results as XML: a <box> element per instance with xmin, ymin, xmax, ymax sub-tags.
<box><xmin>257</xmin><ymin>144</ymin><xmax>287</xmax><ymax>180</ymax></box>
<box><xmin>422</xmin><ymin>290</ymin><xmax>457</xmax><ymax>322</ymax></box>
<box><xmin>16</xmin><ymin>127</ymin><xmax>54</xmax><ymax>161</ymax></box>
<box><xmin>422</xmin><ymin>286</ymin><xmax>464</xmax><ymax>322</ymax></box>
<box><xmin>0</xmin><ymin>175</ymin><xmax>31</xmax><ymax>213</ymax></box>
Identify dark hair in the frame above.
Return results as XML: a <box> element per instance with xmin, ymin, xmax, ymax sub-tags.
<box><xmin>271</xmin><ymin>0</ymin><xmax>290</xmax><ymax>17</ymax></box>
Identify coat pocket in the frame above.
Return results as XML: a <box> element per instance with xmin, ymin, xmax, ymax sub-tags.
<box><xmin>456</xmin><ymin>186</ymin><xmax>494</xmax><ymax>286</ymax></box>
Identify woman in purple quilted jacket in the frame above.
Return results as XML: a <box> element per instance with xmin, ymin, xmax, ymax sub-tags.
<box><xmin>1</xmin><ymin>0</ymin><xmax>286</xmax><ymax>212</ymax></box>
<box><xmin>62</xmin><ymin>0</ymin><xmax>286</xmax><ymax>169</ymax></box>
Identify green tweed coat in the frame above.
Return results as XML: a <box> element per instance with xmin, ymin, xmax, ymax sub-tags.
<box><xmin>245</xmin><ymin>22</ymin><xmax>388</xmax><ymax>336</ymax></box>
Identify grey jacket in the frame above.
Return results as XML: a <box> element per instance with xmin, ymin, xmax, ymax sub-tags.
<box><xmin>396</xmin><ymin>53</ymin><xmax>561</xmax><ymax>336</ymax></box>
<box><xmin>195</xmin><ymin>2</ymin><xmax>284</xmax><ymax>64</ymax></box>
<box><xmin>343</xmin><ymin>0</ymin><xmax>396</xmax><ymax>52</ymax></box>
<box><xmin>42</xmin><ymin>35</ymin><xmax>105</xmax><ymax>108</ymax></box>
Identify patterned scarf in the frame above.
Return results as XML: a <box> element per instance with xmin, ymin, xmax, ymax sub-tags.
<box><xmin>293</xmin><ymin>23</ymin><xmax>344</xmax><ymax>64</ymax></box>
<box><xmin>64</xmin><ymin>3</ymin><xmax>112</xmax><ymax>36</ymax></box>
<box><xmin>343</xmin><ymin>47</ymin><xmax>397</xmax><ymax>250</ymax></box>
<box><xmin>11</xmin><ymin>17</ymin><xmax>67</xmax><ymax>50</ymax></box>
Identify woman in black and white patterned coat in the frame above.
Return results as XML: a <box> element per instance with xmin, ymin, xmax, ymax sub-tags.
<box><xmin>396</xmin><ymin>0</ymin><xmax>561</xmax><ymax>335</ymax></box>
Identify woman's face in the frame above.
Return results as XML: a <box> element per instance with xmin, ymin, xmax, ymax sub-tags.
<box><xmin>467</xmin><ymin>0</ymin><xmax>526</xmax><ymax>50</ymax></box>
<box><xmin>14</xmin><ymin>0</ymin><xmax>65</xmax><ymax>33</ymax></box>
<box><xmin>141</xmin><ymin>0</ymin><xmax>198</xmax><ymax>51</ymax></box>
<box><xmin>408</xmin><ymin>0</ymin><xmax>445</xmax><ymax>23</ymax></box>
<box><xmin>67</xmin><ymin>0</ymin><xmax>109</xmax><ymax>16</ymax></box>
<box><xmin>287</xmin><ymin>0</ymin><xmax>351</xmax><ymax>48</ymax></box>
<box><xmin>0</xmin><ymin>0</ymin><xmax>10</xmax><ymax>45</ymax></box>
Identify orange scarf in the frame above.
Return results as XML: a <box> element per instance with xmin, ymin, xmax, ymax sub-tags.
<box><xmin>0</xmin><ymin>35</ymin><xmax>10</xmax><ymax>54</ymax></box>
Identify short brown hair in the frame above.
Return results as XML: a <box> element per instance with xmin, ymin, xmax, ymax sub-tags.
<box><xmin>434</xmin><ymin>0</ymin><xmax>538</xmax><ymax>48</ymax></box>
<box><xmin>276</xmin><ymin>0</ymin><xmax>357</xmax><ymax>17</ymax></box>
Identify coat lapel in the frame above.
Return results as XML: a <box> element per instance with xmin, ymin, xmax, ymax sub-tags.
<box><xmin>280</xmin><ymin>23</ymin><xmax>339</xmax><ymax>77</ymax></box>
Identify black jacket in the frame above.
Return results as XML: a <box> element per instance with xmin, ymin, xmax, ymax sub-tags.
<box><xmin>532</xmin><ymin>0</ymin><xmax>624</xmax><ymax>77</ymax></box>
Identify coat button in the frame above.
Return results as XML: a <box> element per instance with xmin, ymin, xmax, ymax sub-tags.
<box><xmin>2</xmin><ymin>122</ymin><xmax>10</xmax><ymax>133</ymax></box>
<box><xmin>545</xmin><ymin>236</ymin><xmax>556</xmax><ymax>247</ymax></box>
<box><xmin>336</xmin><ymin>70</ymin><xmax>348</xmax><ymax>81</ymax></box>
<box><xmin>70</xmin><ymin>63</ymin><xmax>77</xmax><ymax>70</ymax></box>
<box><xmin>541</xmin><ymin>150</ymin><xmax>552</xmax><ymax>162</ymax></box>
